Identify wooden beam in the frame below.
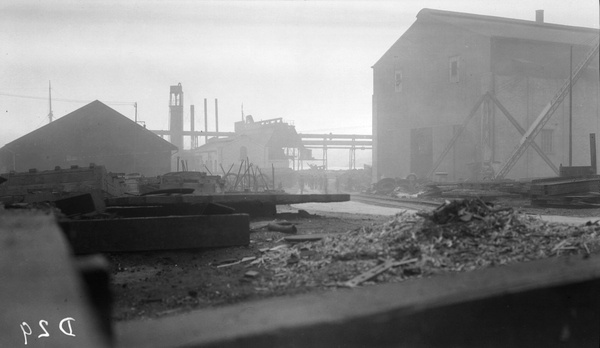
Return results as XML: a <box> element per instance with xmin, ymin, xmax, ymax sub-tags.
<box><xmin>488</xmin><ymin>93</ymin><xmax>559</xmax><ymax>175</ymax></box>
<box><xmin>60</xmin><ymin>214</ymin><xmax>249</xmax><ymax>254</ymax></box>
<box><xmin>299</xmin><ymin>134</ymin><xmax>372</xmax><ymax>140</ymax></box>
<box><xmin>106</xmin><ymin>193</ymin><xmax>350</xmax><ymax>207</ymax></box>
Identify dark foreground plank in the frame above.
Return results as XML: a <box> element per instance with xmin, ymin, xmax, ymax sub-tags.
<box><xmin>117</xmin><ymin>253</ymin><xmax>600</xmax><ymax>348</ymax></box>
<box><xmin>60</xmin><ymin>214</ymin><xmax>249</xmax><ymax>254</ymax></box>
<box><xmin>0</xmin><ymin>212</ymin><xmax>110</xmax><ymax>347</ymax></box>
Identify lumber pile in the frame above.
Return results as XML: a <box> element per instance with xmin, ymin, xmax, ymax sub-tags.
<box><xmin>530</xmin><ymin>175</ymin><xmax>600</xmax><ymax>207</ymax></box>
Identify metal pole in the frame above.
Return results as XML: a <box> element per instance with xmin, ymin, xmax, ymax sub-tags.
<box><xmin>215</xmin><ymin>98</ymin><xmax>219</xmax><ymax>139</ymax></box>
<box><xmin>190</xmin><ymin>105</ymin><xmax>195</xmax><ymax>148</ymax></box>
<box><xmin>569</xmin><ymin>45</ymin><xmax>573</xmax><ymax>166</ymax></box>
<box><xmin>48</xmin><ymin>81</ymin><xmax>53</xmax><ymax>123</ymax></box>
<box><xmin>204</xmin><ymin>98</ymin><xmax>208</xmax><ymax>143</ymax></box>
<box><xmin>134</xmin><ymin>102</ymin><xmax>138</xmax><ymax>123</ymax></box>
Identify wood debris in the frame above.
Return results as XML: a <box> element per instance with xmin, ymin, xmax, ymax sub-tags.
<box><xmin>249</xmin><ymin>199</ymin><xmax>600</xmax><ymax>290</ymax></box>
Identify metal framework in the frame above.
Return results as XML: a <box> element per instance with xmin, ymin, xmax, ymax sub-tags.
<box><xmin>299</xmin><ymin>134</ymin><xmax>372</xmax><ymax>170</ymax></box>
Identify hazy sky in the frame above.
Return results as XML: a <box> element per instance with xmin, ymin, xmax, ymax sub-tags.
<box><xmin>1</xmin><ymin>0</ymin><xmax>598</xmax><ymax>167</ymax></box>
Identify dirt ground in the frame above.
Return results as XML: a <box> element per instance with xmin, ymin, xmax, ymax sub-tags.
<box><xmin>108</xmin><ymin>206</ymin><xmax>391</xmax><ymax>321</ymax></box>
<box><xmin>107</xmin><ymin>196</ymin><xmax>600</xmax><ymax>322</ymax></box>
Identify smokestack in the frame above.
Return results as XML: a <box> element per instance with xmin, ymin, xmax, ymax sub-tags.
<box><xmin>215</xmin><ymin>98</ymin><xmax>219</xmax><ymax>139</ymax></box>
<box><xmin>190</xmin><ymin>105</ymin><xmax>195</xmax><ymax>131</ymax></box>
<box><xmin>204</xmin><ymin>98</ymin><xmax>208</xmax><ymax>143</ymax></box>
<box><xmin>169</xmin><ymin>83</ymin><xmax>184</xmax><ymax>151</ymax></box>
<box><xmin>190</xmin><ymin>105</ymin><xmax>195</xmax><ymax>148</ymax></box>
<box><xmin>535</xmin><ymin>10</ymin><xmax>544</xmax><ymax>23</ymax></box>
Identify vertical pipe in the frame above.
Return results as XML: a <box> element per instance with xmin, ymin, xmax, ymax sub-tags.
<box><xmin>190</xmin><ymin>105</ymin><xmax>195</xmax><ymax>132</ymax></box>
<box><xmin>204</xmin><ymin>98</ymin><xmax>208</xmax><ymax>143</ymax></box>
<box><xmin>215</xmin><ymin>98</ymin><xmax>219</xmax><ymax>139</ymax></box>
<box><xmin>569</xmin><ymin>45</ymin><xmax>573</xmax><ymax>166</ymax></box>
<box><xmin>190</xmin><ymin>105</ymin><xmax>195</xmax><ymax>149</ymax></box>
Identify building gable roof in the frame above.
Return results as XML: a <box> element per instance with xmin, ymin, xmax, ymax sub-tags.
<box><xmin>374</xmin><ymin>8</ymin><xmax>599</xmax><ymax>67</ymax></box>
<box><xmin>419</xmin><ymin>8</ymin><xmax>599</xmax><ymax>45</ymax></box>
<box><xmin>3</xmin><ymin>100</ymin><xmax>177</xmax><ymax>152</ymax></box>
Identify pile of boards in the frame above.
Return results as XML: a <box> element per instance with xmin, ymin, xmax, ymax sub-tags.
<box><xmin>530</xmin><ymin>175</ymin><xmax>600</xmax><ymax>207</ymax></box>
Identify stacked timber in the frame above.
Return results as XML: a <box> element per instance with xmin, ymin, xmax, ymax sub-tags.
<box><xmin>0</xmin><ymin>164</ymin><xmax>124</xmax><ymax>204</ymax></box>
<box><xmin>530</xmin><ymin>175</ymin><xmax>600</xmax><ymax>207</ymax></box>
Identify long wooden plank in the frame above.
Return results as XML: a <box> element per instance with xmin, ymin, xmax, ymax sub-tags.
<box><xmin>60</xmin><ymin>214</ymin><xmax>249</xmax><ymax>254</ymax></box>
<box><xmin>0</xmin><ymin>212</ymin><xmax>110</xmax><ymax>347</ymax></box>
<box><xmin>106</xmin><ymin>193</ymin><xmax>350</xmax><ymax>207</ymax></box>
<box><xmin>117</xmin><ymin>253</ymin><xmax>600</xmax><ymax>348</ymax></box>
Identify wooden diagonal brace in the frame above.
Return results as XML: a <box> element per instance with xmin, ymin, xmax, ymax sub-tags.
<box><xmin>488</xmin><ymin>93</ymin><xmax>559</xmax><ymax>175</ymax></box>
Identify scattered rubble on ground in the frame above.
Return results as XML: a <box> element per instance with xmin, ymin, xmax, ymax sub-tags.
<box><xmin>249</xmin><ymin>199</ymin><xmax>600</xmax><ymax>290</ymax></box>
<box><xmin>106</xmin><ymin>198</ymin><xmax>600</xmax><ymax>320</ymax></box>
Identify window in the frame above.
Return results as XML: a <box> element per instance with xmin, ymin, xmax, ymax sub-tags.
<box><xmin>394</xmin><ymin>70</ymin><xmax>403</xmax><ymax>92</ymax></box>
<box><xmin>541</xmin><ymin>129</ymin><xmax>554</xmax><ymax>153</ymax></box>
<box><xmin>449</xmin><ymin>56</ymin><xmax>460</xmax><ymax>83</ymax></box>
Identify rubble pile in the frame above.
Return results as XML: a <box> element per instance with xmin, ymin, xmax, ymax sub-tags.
<box><xmin>257</xmin><ymin>199</ymin><xmax>600</xmax><ymax>289</ymax></box>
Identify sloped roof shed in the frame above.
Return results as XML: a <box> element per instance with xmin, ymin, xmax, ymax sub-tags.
<box><xmin>0</xmin><ymin>100</ymin><xmax>176</xmax><ymax>176</ymax></box>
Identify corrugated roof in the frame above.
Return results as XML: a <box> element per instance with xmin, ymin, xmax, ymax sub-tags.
<box><xmin>419</xmin><ymin>8</ymin><xmax>599</xmax><ymax>45</ymax></box>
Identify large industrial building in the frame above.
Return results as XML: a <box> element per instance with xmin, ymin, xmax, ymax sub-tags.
<box><xmin>372</xmin><ymin>9</ymin><xmax>600</xmax><ymax>181</ymax></box>
<box><xmin>0</xmin><ymin>100</ymin><xmax>176</xmax><ymax>176</ymax></box>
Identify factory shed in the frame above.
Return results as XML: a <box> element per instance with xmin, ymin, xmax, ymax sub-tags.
<box><xmin>0</xmin><ymin>100</ymin><xmax>176</xmax><ymax>176</ymax></box>
<box><xmin>183</xmin><ymin>117</ymin><xmax>305</xmax><ymax>174</ymax></box>
<box><xmin>373</xmin><ymin>8</ymin><xmax>600</xmax><ymax>182</ymax></box>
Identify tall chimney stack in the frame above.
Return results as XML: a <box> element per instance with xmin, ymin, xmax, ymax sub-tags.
<box><xmin>204</xmin><ymin>98</ymin><xmax>208</xmax><ymax>143</ymax></box>
<box><xmin>190</xmin><ymin>105</ymin><xmax>196</xmax><ymax>148</ymax></box>
<box><xmin>215</xmin><ymin>98</ymin><xmax>219</xmax><ymax>139</ymax></box>
<box><xmin>535</xmin><ymin>10</ymin><xmax>544</xmax><ymax>23</ymax></box>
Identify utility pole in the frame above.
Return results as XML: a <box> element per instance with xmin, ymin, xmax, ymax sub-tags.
<box><xmin>48</xmin><ymin>81</ymin><xmax>53</xmax><ymax>123</ymax></box>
